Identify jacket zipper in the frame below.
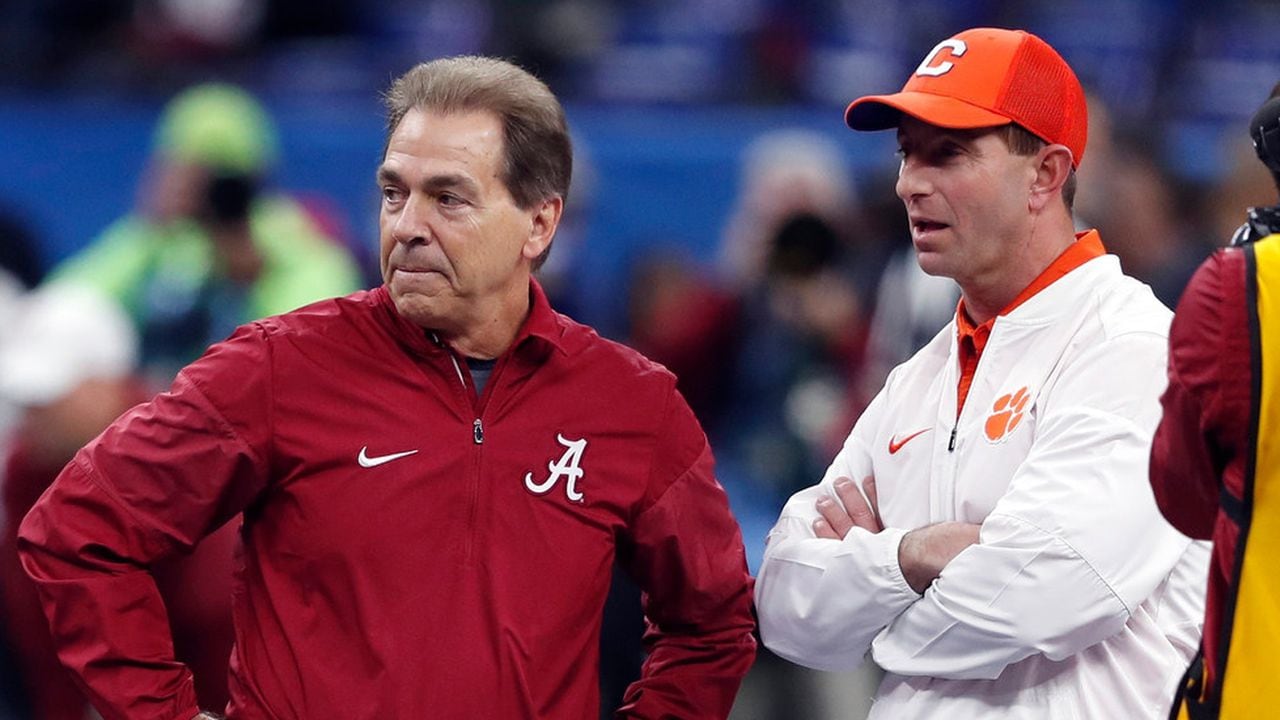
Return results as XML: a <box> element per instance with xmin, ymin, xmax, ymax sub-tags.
<box><xmin>446</xmin><ymin>356</ymin><xmax>487</xmax><ymax>444</ymax></box>
<box><xmin>445</xmin><ymin>350</ymin><xmax>483</xmax><ymax>562</ymax></box>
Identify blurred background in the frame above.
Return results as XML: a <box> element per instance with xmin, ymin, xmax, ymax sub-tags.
<box><xmin>2</xmin><ymin>0</ymin><xmax>1280</xmax><ymax>718</ymax></box>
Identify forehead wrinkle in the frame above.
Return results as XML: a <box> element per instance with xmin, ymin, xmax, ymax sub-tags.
<box><xmin>376</xmin><ymin>158</ymin><xmax>482</xmax><ymax>196</ymax></box>
<box><xmin>379</xmin><ymin>110</ymin><xmax>510</xmax><ymax>203</ymax></box>
<box><xmin>421</xmin><ymin>173</ymin><xmax>481</xmax><ymax>196</ymax></box>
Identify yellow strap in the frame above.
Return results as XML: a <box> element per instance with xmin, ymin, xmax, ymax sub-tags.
<box><xmin>1220</xmin><ymin>235</ymin><xmax>1280</xmax><ymax>717</ymax></box>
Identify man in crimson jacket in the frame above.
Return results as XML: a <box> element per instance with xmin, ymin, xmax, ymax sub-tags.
<box><xmin>1149</xmin><ymin>89</ymin><xmax>1280</xmax><ymax>719</ymax></box>
<box><xmin>17</xmin><ymin>56</ymin><xmax>757</xmax><ymax>720</ymax></box>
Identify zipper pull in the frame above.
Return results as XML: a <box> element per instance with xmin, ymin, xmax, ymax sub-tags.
<box><xmin>948</xmin><ymin>425</ymin><xmax>957</xmax><ymax>452</ymax></box>
<box><xmin>473</xmin><ymin>418</ymin><xmax>484</xmax><ymax>445</ymax></box>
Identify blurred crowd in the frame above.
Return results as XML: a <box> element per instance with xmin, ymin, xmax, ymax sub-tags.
<box><xmin>3</xmin><ymin>2</ymin><xmax>1280</xmax><ymax>720</ymax></box>
<box><xmin>0</xmin><ymin>82</ymin><xmax>361</xmax><ymax>720</ymax></box>
<box><xmin>4</xmin><ymin>0</ymin><xmax>1280</xmax><ymax>124</ymax></box>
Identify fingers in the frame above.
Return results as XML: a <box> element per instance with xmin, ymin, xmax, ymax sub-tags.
<box><xmin>812</xmin><ymin>476</ymin><xmax>882</xmax><ymax>540</ymax></box>
<box><xmin>835</xmin><ymin>476</ymin><xmax>880</xmax><ymax>532</ymax></box>
<box><xmin>815</xmin><ymin>495</ymin><xmax>853</xmax><ymax>539</ymax></box>
<box><xmin>862</xmin><ymin>475</ymin><xmax>882</xmax><ymax>530</ymax></box>
<box><xmin>812</xmin><ymin>517</ymin><xmax>839</xmax><ymax>539</ymax></box>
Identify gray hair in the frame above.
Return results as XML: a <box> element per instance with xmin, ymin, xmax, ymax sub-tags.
<box><xmin>383</xmin><ymin>56</ymin><xmax>573</xmax><ymax>211</ymax></box>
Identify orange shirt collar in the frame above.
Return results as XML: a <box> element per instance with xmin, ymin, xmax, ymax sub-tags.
<box><xmin>956</xmin><ymin>230</ymin><xmax>1106</xmax><ymax>341</ymax></box>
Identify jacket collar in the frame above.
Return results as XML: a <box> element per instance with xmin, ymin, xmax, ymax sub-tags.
<box><xmin>955</xmin><ymin>230</ymin><xmax>1106</xmax><ymax>334</ymax></box>
<box><xmin>998</xmin><ymin>240</ymin><xmax>1121</xmax><ymax>327</ymax></box>
<box><xmin>519</xmin><ymin>278</ymin><xmax>569</xmax><ymax>354</ymax></box>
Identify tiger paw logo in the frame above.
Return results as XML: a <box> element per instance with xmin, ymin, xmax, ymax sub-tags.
<box><xmin>984</xmin><ymin>386</ymin><xmax>1030</xmax><ymax>443</ymax></box>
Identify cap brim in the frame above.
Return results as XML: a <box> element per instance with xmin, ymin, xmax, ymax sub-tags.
<box><xmin>845</xmin><ymin>91</ymin><xmax>1013</xmax><ymax>131</ymax></box>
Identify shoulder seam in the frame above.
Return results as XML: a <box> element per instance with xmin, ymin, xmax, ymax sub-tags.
<box><xmin>69</xmin><ymin>454</ymin><xmax>178</xmax><ymax>556</ymax></box>
<box><xmin>634</xmin><ymin>374</ymin><xmax>684</xmax><ymax>520</ymax></box>
<box><xmin>181</xmin><ymin>325</ymin><xmax>272</xmax><ymax>473</ymax></box>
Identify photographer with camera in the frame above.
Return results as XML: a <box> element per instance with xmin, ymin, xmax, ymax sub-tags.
<box><xmin>1150</xmin><ymin>85</ymin><xmax>1280</xmax><ymax>719</ymax></box>
<box><xmin>50</xmin><ymin>83</ymin><xmax>361</xmax><ymax>386</ymax></box>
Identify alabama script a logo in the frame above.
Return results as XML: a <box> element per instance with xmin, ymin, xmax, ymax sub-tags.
<box><xmin>524</xmin><ymin>433</ymin><xmax>587</xmax><ymax>503</ymax></box>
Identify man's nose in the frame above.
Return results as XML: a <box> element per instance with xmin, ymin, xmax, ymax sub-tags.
<box><xmin>895</xmin><ymin>159</ymin><xmax>928</xmax><ymax>202</ymax></box>
<box><xmin>392</xmin><ymin>194</ymin><xmax>433</xmax><ymax>244</ymax></box>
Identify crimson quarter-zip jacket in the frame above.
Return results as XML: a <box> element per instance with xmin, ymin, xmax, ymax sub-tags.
<box><xmin>18</xmin><ymin>281</ymin><xmax>757</xmax><ymax>720</ymax></box>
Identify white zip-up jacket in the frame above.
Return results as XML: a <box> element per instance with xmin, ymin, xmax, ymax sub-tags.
<box><xmin>756</xmin><ymin>252</ymin><xmax>1209</xmax><ymax>719</ymax></box>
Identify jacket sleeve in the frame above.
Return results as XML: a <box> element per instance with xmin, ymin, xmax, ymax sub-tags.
<box><xmin>615</xmin><ymin>387</ymin><xmax>757</xmax><ymax>719</ymax></box>
<box><xmin>753</xmin><ymin>387</ymin><xmax>920</xmax><ymax>672</ymax></box>
<box><xmin>1150</xmin><ymin>253</ymin><xmax>1230</xmax><ymax>540</ymax></box>
<box><xmin>16</xmin><ymin>324</ymin><xmax>274</xmax><ymax>720</ymax></box>
<box><xmin>871</xmin><ymin>331</ymin><xmax>1194</xmax><ymax>680</ymax></box>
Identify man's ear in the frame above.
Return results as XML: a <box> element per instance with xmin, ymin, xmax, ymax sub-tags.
<box><xmin>1028</xmin><ymin>145</ymin><xmax>1073</xmax><ymax>213</ymax></box>
<box><xmin>523</xmin><ymin>196</ymin><xmax>563</xmax><ymax>261</ymax></box>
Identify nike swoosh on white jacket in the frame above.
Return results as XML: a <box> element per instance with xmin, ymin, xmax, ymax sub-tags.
<box><xmin>756</xmin><ymin>254</ymin><xmax>1209</xmax><ymax>719</ymax></box>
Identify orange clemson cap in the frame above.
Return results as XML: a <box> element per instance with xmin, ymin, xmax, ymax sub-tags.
<box><xmin>845</xmin><ymin>27</ymin><xmax>1088</xmax><ymax>168</ymax></box>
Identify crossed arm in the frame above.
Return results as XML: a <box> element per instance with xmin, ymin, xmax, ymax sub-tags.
<box><xmin>757</xmin><ymin>334</ymin><xmax>1192</xmax><ymax>680</ymax></box>
<box><xmin>814</xmin><ymin>475</ymin><xmax>979</xmax><ymax>594</ymax></box>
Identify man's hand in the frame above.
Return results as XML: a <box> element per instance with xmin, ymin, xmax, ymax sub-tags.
<box><xmin>812</xmin><ymin>475</ymin><xmax>980</xmax><ymax>594</ymax></box>
<box><xmin>897</xmin><ymin>522</ymin><xmax>981</xmax><ymax>594</ymax></box>
<box><xmin>813</xmin><ymin>475</ymin><xmax>882</xmax><ymax>538</ymax></box>
<box><xmin>193</xmin><ymin>713</ymin><xmax>225</xmax><ymax>720</ymax></box>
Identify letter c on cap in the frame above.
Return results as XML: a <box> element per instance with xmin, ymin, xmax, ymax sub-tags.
<box><xmin>915</xmin><ymin>39</ymin><xmax>967</xmax><ymax>77</ymax></box>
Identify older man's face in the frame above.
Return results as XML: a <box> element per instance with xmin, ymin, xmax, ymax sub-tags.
<box><xmin>377</xmin><ymin>108</ymin><xmax>552</xmax><ymax>335</ymax></box>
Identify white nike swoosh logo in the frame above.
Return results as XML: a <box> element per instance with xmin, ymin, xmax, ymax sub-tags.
<box><xmin>358</xmin><ymin>446</ymin><xmax>419</xmax><ymax>468</ymax></box>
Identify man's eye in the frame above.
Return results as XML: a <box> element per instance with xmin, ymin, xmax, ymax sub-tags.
<box><xmin>439</xmin><ymin>193</ymin><xmax>465</xmax><ymax>207</ymax></box>
<box><xmin>381</xmin><ymin>187</ymin><xmax>404</xmax><ymax>204</ymax></box>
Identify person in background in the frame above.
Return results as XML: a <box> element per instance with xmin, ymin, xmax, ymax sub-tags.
<box><xmin>1082</xmin><ymin>137</ymin><xmax>1205</xmax><ymax>307</ymax></box>
<box><xmin>19</xmin><ymin>56</ymin><xmax>755</xmax><ymax>720</ymax></box>
<box><xmin>708</xmin><ymin>130</ymin><xmax>883</xmax><ymax>502</ymax></box>
<box><xmin>853</xmin><ymin>180</ymin><xmax>960</xmax><ymax>414</ymax></box>
<box><xmin>756</xmin><ymin>27</ymin><xmax>1207</xmax><ymax>718</ymax></box>
<box><xmin>0</xmin><ymin>283</ymin><xmax>237</xmax><ymax>719</ymax></box>
<box><xmin>0</xmin><ymin>205</ymin><xmax>48</xmax><ymax>719</ymax></box>
<box><xmin>51</xmin><ymin>82</ymin><xmax>362</xmax><ymax>385</ymax></box>
<box><xmin>1150</xmin><ymin>86</ymin><xmax>1280</xmax><ymax>720</ymax></box>
<box><xmin>718</xmin><ymin>129</ymin><xmax>881</xmax><ymax>299</ymax></box>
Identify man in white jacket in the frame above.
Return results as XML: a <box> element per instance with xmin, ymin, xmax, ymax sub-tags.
<box><xmin>755</xmin><ymin>27</ymin><xmax>1208</xmax><ymax>719</ymax></box>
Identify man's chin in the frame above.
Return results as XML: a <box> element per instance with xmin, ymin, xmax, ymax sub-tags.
<box><xmin>391</xmin><ymin>290</ymin><xmax>455</xmax><ymax>329</ymax></box>
<box><xmin>913</xmin><ymin>251</ymin><xmax>951</xmax><ymax>279</ymax></box>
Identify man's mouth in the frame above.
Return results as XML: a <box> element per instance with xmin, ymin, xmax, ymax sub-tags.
<box><xmin>912</xmin><ymin>219</ymin><xmax>949</xmax><ymax>234</ymax></box>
